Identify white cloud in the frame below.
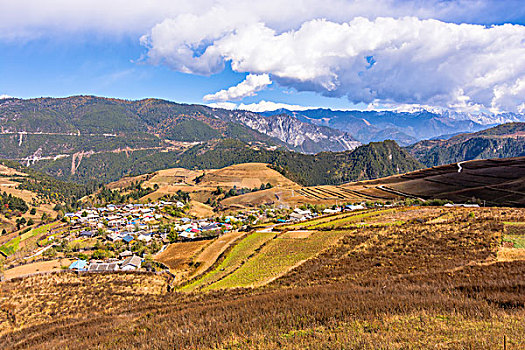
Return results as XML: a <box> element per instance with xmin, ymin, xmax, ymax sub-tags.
<box><xmin>207</xmin><ymin>100</ymin><xmax>315</xmax><ymax>112</ymax></box>
<box><xmin>147</xmin><ymin>15</ymin><xmax>525</xmax><ymax>112</ymax></box>
<box><xmin>0</xmin><ymin>94</ymin><xmax>12</xmax><ymax>99</ymax></box>
<box><xmin>237</xmin><ymin>101</ymin><xmax>314</xmax><ymax>112</ymax></box>
<box><xmin>203</xmin><ymin>74</ymin><xmax>271</xmax><ymax>102</ymax></box>
<box><xmin>3</xmin><ymin>1</ymin><xmax>525</xmax><ymax>113</ymax></box>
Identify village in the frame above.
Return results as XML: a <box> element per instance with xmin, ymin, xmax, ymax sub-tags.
<box><xmin>60</xmin><ymin>200</ymin><xmax>375</xmax><ymax>273</ymax></box>
<box><xmin>1</xmin><ymin>191</ymin><xmax>479</xmax><ymax>279</ymax></box>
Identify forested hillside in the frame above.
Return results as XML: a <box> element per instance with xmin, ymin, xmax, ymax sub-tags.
<box><xmin>32</xmin><ymin>139</ymin><xmax>422</xmax><ymax>186</ymax></box>
<box><xmin>407</xmin><ymin>122</ymin><xmax>525</xmax><ymax>166</ymax></box>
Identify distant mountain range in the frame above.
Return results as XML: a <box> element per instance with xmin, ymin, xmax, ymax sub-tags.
<box><xmin>0</xmin><ymin>96</ymin><xmax>358</xmax><ymax>158</ymax></box>
<box><xmin>1</xmin><ymin>95</ymin><xmax>523</xmax><ymax>186</ymax></box>
<box><xmin>0</xmin><ymin>96</ymin><xmax>420</xmax><ymax>185</ymax></box>
<box><xmin>260</xmin><ymin>108</ymin><xmax>525</xmax><ymax>146</ymax></box>
<box><xmin>406</xmin><ymin>122</ymin><xmax>525</xmax><ymax>167</ymax></box>
<box><xmin>216</xmin><ymin>111</ymin><xmax>360</xmax><ymax>153</ymax></box>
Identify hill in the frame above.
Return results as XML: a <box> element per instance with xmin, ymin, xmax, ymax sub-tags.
<box><xmin>339</xmin><ymin>156</ymin><xmax>525</xmax><ymax>207</ymax></box>
<box><xmin>0</xmin><ymin>161</ymin><xmax>95</xmax><ymax>245</ymax></box>
<box><xmin>407</xmin><ymin>122</ymin><xmax>525</xmax><ymax>166</ymax></box>
<box><xmin>29</xmin><ymin>137</ymin><xmax>422</xmax><ymax>186</ymax></box>
<box><xmin>0</xmin><ymin>207</ymin><xmax>523</xmax><ymax>348</ymax></box>
<box><xmin>0</xmin><ymin>96</ymin><xmax>358</xmax><ymax>162</ymax></box>
<box><xmin>104</xmin><ymin>163</ymin><xmax>302</xmax><ymax>213</ymax></box>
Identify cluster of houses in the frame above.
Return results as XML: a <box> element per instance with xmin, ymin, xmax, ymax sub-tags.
<box><xmin>65</xmin><ymin>202</ymin><xmax>252</xmax><ymax>246</ymax></box>
<box><xmin>65</xmin><ymin>201</ymin><xmax>177</xmax><ymax>231</ymax></box>
<box><xmin>69</xmin><ymin>252</ymin><xmax>143</xmax><ymax>272</ymax></box>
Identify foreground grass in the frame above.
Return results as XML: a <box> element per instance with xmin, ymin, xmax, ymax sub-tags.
<box><xmin>0</xmin><ymin>207</ymin><xmax>523</xmax><ymax>349</ymax></box>
<box><xmin>221</xmin><ymin>312</ymin><xmax>524</xmax><ymax>349</ymax></box>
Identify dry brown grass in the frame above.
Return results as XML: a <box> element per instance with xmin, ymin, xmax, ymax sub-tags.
<box><xmin>3</xmin><ymin>259</ymin><xmax>71</xmax><ymax>280</ymax></box>
<box><xmin>187</xmin><ymin>200</ymin><xmax>214</xmax><ymax>218</ymax></box>
<box><xmin>497</xmin><ymin>247</ymin><xmax>525</xmax><ymax>261</ymax></box>
<box><xmin>0</xmin><ymin>207</ymin><xmax>523</xmax><ymax>349</ymax></box>
<box><xmin>189</xmin><ymin>231</ymin><xmax>245</xmax><ymax>279</ymax></box>
<box><xmin>199</xmin><ymin>163</ymin><xmax>297</xmax><ymax>189</ymax></box>
<box><xmin>154</xmin><ymin>241</ymin><xmax>210</xmax><ymax>283</ymax></box>
<box><xmin>280</xmin><ymin>230</ymin><xmax>313</xmax><ymax>239</ymax></box>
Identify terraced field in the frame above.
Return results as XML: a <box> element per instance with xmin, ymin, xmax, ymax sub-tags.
<box><xmin>341</xmin><ymin>156</ymin><xmax>525</xmax><ymax>207</ymax></box>
<box><xmin>0</xmin><ymin>222</ymin><xmax>61</xmax><ymax>256</ymax></box>
<box><xmin>206</xmin><ymin>229</ymin><xmax>347</xmax><ymax>289</ymax></box>
<box><xmin>154</xmin><ymin>240</ymin><xmax>211</xmax><ymax>283</ymax></box>
<box><xmin>297</xmin><ymin>185</ymin><xmax>380</xmax><ymax>201</ymax></box>
<box><xmin>181</xmin><ymin>231</ymin><xmax>276</xmax><ymax>291</ymax></box>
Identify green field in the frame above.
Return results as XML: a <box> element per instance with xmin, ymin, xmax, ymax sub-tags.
<box><xmin>181</xmin><ymin>231</ymin><xmax>276</xmax><ymax>291</ymax></box>
<box><xmin>0</xmin><ymin>222</ymin><xmax>59</xmax><ymax>256</ymax></box>
<box><xmin>503</xmin><ymin>235</ymin><xmax>525</xmax><ymax>249</ymax></box>
<box><xmin>207</xmin><ymin>230</ymin><xmax>349</xmax><ymax>289</ymax></box>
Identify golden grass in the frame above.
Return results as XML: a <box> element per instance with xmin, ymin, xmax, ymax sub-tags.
<box><xmin>497</xmin><ymin>247</ymin><xmax>525</xmax><ymax>262</ymax></box>
<box><xmin>280</xmin><ymin>230</ymin><xmax>313</xmax><ymax>239</ymax></box>
<box><xmin>155</xmin><ymin>241</ymin><xmax>210</xmax><ymax>271</ymax></box>
<box><xmin>3</xmin><ymin>258</ymin><xmax>71</xmax><ymax>280</ymax></box>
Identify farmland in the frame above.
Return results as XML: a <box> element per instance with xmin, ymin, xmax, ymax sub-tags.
<box><xmin>0</xmin><ymin>222</ymin><xmax>60</xmax><ymax>256</ymax></box>
<box><xmin>209</xmin><ymin>229</ymin><xmax>347</xmax><ymax>289</ymax></box>
<box><xmin>181</xmin><ymin>230</ymin><xmax>276</xmax><ymax>291</ymax></box>
<box><xmin>0</xmin><ymin>206</ymin><xmax>524</xmax><ymax>349</ymax></box>
<box><xmin>154</xmin><ymin>240</ymin><xmax>210</xmax><ymax>282</ymax></box>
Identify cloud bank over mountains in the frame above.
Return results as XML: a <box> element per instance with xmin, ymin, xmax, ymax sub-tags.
<box><xmin>3</xmin><ymin>0</ymin><xmax>525</xmax><ymax>113</ymax></box>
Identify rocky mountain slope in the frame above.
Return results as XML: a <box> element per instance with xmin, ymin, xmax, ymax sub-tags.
<box><xmin>216</xmin><ymin>112</ymin><xmax>360</xmax><ymax>153</ymax></box>
<box><xmin>406</xmin><ymin>122</ymin><xmax>525</xmax><ymax>167</ymax></box>
<box><xmin>261</xmin><ymin>108</ymin><xmax>509</xmax><ymax>146</ymax></box>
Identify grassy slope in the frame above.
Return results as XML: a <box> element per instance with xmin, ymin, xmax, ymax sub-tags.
<box><xmin>0</xmin><ymin>207</ymin><xmax>524</xmax><ymax>349</ymax></box>
<box><xmin>181</xmin><ymin>231</ymin><xmax>276</xmax><ymax>291</ymax></box>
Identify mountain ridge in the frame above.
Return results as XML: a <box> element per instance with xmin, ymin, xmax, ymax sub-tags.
<box><xmin>0</xmin><ymin>96</ymin><xmax>358</xmax><ymax>155</ymax></box>
<box><xmin>406</xmin><ymin>122</ymin><xmax>525</xmax><ymax>167</ymax></box>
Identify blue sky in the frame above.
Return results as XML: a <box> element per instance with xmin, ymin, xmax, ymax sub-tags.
<box><xmin>1</xmin><ymin>1</ymin><xmax>525</xmax><ymax>113</ymax></box>
<box><xmin>0</xmin><ymin>35</ymin><xmax>360</xmax><ymax>110</ymax></box>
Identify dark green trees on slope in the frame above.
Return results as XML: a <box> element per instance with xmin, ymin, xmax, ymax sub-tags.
<box><xmin>31</xmin><ymin>139</ymin><xmax>422</xmax><ymax>187</ymax></box>
<box><xmin>407</xmin><ymin>122</ymin><xmax>525</xmax><ymax>167</ymax></box>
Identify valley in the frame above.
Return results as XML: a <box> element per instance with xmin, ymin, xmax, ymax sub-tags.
<box><xmin>0</xmin><ymin>97</ymin><xmax>524</xmax><ymax>350</ymax></box>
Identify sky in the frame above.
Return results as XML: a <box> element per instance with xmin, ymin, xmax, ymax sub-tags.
<box><xmin>2</xmin><ymin>0</ymin><xmax>525</xmax><ymax>114</ymax></box>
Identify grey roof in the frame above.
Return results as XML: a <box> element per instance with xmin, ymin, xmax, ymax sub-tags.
<box><xmin>119</xmin><ymin>250</ymin><xmax>133</xmax><ymax>257</ymax></box>
<box><xmin>121</xmin><ymin>255</ymin><xmax>142</xmax><ymax>268</ymax></box>
<box><xmin>88</xmin><ymin>262</ymin><xmax>120</xmax><ymax>272</ymax></box>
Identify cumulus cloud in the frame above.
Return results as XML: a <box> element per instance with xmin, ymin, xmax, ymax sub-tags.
<box><xmin>4</xmin><ymin>1</ymin><xmax>525</xmax><ymax>112</ymax></box>
<box><xmin>207</xmin><ymin>100</ymin><xmax>316</xmax><ymax>112</ymax></box>
<box><xmin>0</xmin><ymin>95</ymin><xmax>12</xmax><ymax>99</ymax></box>
<box><xmin>203</xmin><ymin>74</ymin><xmax>271</xmax><ymax>102</ymax></box>
<box><xmin>146</xmin><ymin>16</ymin><xmax>525</xmax><ymax>112</ymax></box>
